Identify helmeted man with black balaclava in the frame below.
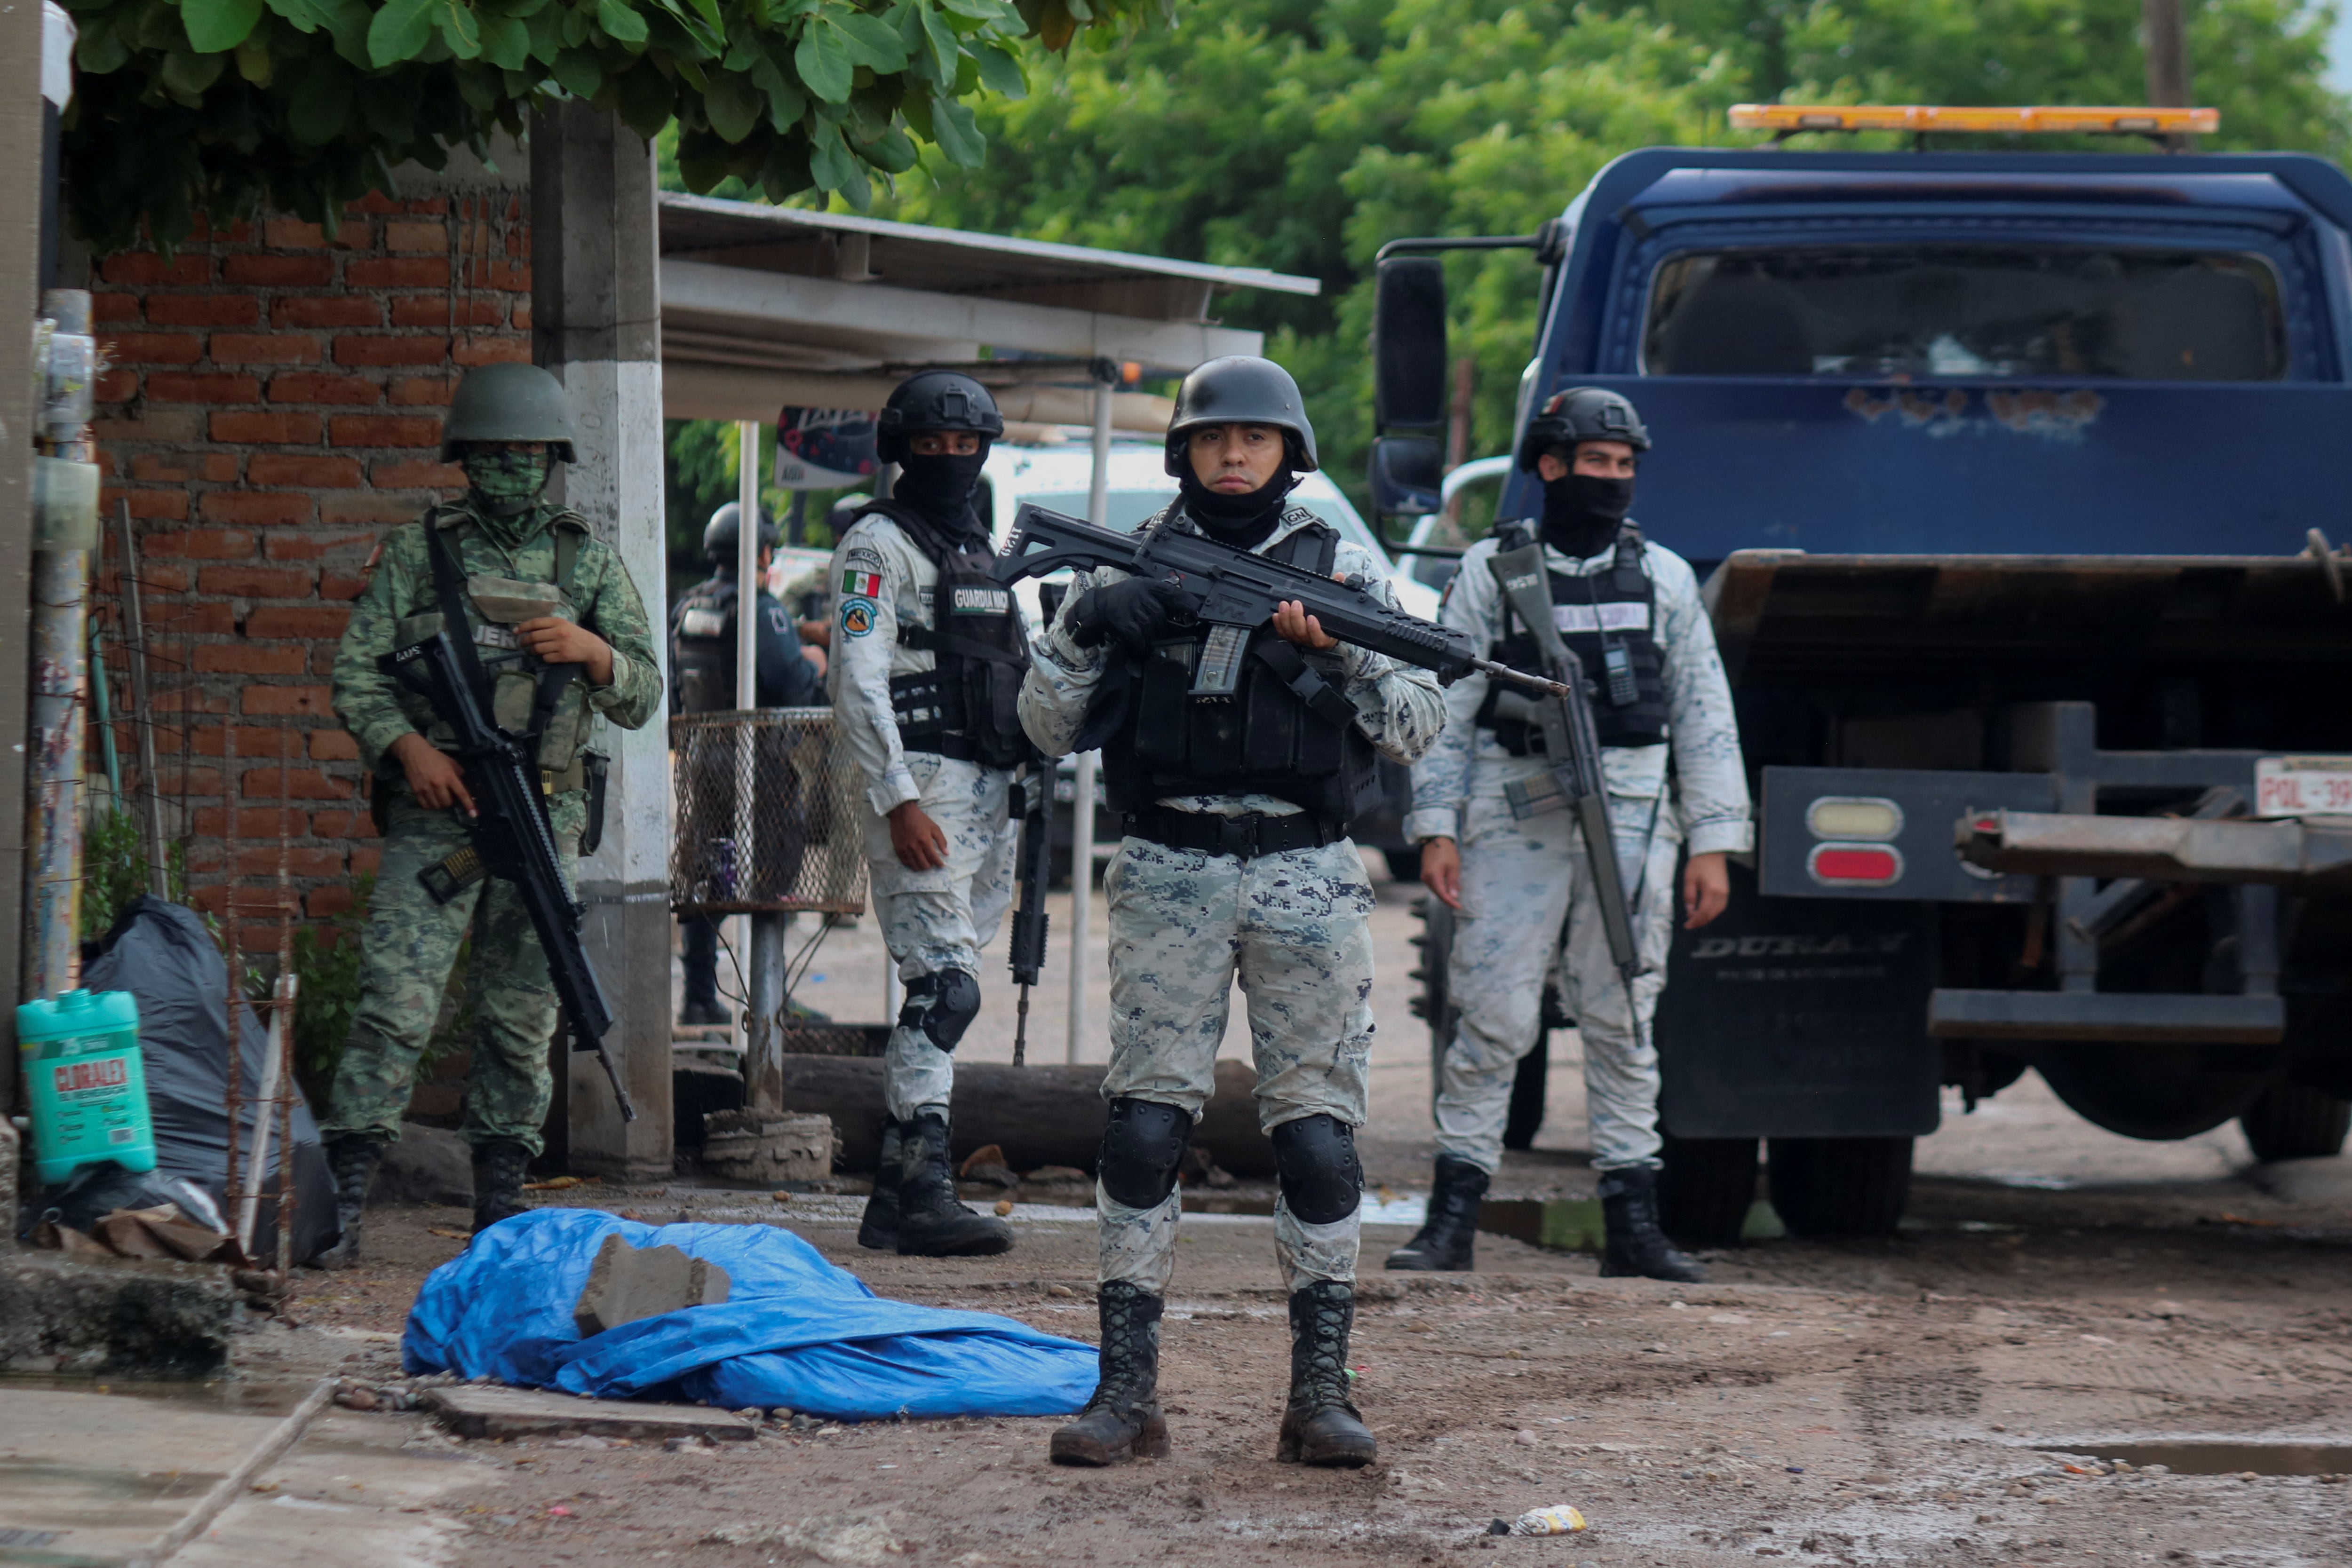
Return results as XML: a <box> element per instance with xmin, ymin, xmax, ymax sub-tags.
<box><xmin>1019</xmin><ymin>356</ymin><xmax>1444</xmax><ymax>1470</ymax></box>
<box><xmin>670</xmin><ymin>501</ymin><xmax>827</xmax><ymax>1026</ymax></box>
<box><xmin>834</xmin><ymin>371</ymin><xmax>1025</xmax><ymax>1259</ymax></box>
<box><xmin>1387</xmin><ymin>388</ymin><xmax>1749</xmax><ymax>1283</ymax></box>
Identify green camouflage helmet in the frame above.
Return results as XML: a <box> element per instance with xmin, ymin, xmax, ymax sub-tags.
<box><xmin>441</xmin><ymin>363</ymin><xmax>579</xmax><ymax>462</ymax></box>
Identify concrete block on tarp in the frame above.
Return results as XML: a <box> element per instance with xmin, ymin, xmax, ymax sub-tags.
<box><xmin>573</xmin><ymin>1231</ymin><xmax>731</xmax><ymax>1338</ymax></box>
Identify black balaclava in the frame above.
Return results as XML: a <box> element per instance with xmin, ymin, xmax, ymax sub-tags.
<box><xmin>1178</xmin><ymin>460</ymin><xmax>1297</xmax><ymax>552</ymax></box>
<box><xmin>1539</xmin><ymin>467</ymin><xmax>1635</xmax><ymax>559</ymax></box>
<box><xmin>894</xmin><ymin>443</ymin><xmax>992</xmax><ymax>539</ymax></box>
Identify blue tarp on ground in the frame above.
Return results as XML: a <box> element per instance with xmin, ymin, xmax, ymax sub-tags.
<box><xmin>402</xmin><ymin>1208</ymin><xmax>1097</xmax><ymax>1421</ymax></box>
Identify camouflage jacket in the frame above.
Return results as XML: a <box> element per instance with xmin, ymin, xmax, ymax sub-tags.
<box><xmin>1405</xmin><ymin>526</ymin><xmax>1752</xmax><ymax>856</ymax></box>
<box><xmin>332</xmin><ymin>495</ymin><xmax>663</xmax><ymax>784</ymax></box>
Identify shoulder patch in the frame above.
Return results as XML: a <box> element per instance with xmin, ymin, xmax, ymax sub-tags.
<box><xmin>841</xmin><ymin>566</ymin><xmax>884</xmax><ymax>598</ymax></box>
<box><xmin>838</xmin><ymin>597</ymin><xmax>877</xmax><ymax>639</ymax></box>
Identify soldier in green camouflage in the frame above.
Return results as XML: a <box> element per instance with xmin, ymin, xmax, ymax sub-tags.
<box><xmin>316</xmin><ymin>363</ymin><xmax>662</xmax><ymax>1268</ymax></box>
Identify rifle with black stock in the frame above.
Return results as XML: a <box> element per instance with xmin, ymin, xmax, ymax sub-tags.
<box><xmin>1484</xmin><ymin>540</ymin><xmax>1645</xmax><ymax>992</ymax></box>
<box><xmin>990</xmin><ymin>503</ymin><xmax>1577</xmax><ymax>705</ymax></box>
<box><xmin>1006</xmin><ymin>760</ymin><xmax>1056</xmax><ymax>1067</ymax></box>
<box><xmin>377</xmin><ymin>624</ymin><xmax>638</xmax><ymax>1122</ymax></box>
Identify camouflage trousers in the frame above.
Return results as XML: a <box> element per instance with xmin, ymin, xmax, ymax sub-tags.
<box><xmin>320</xmin><ymin>790</ymin><xmax>585</xmax><ymax>1156</ymax></box>
<box><xmin>859</xmin><ymin>752</ymin><xmax>1016</xmax><ymax>1123</ymax></box>
<box><xmin>1096</xmin><ymin>832</ymin><xmax>1375</xmax><ymax>1295</ymax></box>
<box><xmin>1433</xmin><ymin>781</ymin><xmax>1682</xmax><ymax>1174</ymax></box>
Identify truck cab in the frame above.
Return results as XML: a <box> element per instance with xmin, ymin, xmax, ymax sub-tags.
<box><xmin>1376</xmin><ymin>126</ymin><xmax>2352</xmax><ymax>1241</ymax></box>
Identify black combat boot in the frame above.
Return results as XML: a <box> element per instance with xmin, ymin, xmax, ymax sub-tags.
<box><xmin>1597</xmin><ymin>1165</ymin><xmax>1707</xmax><ymax>1283</ymax></box>
<box><xmin>1384</xmin><ymin>1154</ymin><xmax>1489</xmax><ymax>1271</ymax></box>
<box><xmin>315</xmin><ymin>1134</ymin><xmax>381</xmax><ymax>1271</ymax></box>
<box><xmin>679</xmin><ymin>918</ymin><xmax>731</xmax><ymax>1026</ymax></box>
<box><xmin>1275</xmin><ymin>1281</ymin><xmax>1377</xmax><ymax>1467</ymax></box>
<box><xmin>857</xmin><ymin>1119</ymin><xmax>905</xmax><ymax>1251</ymax></box>
<box><xmin>470</xmin><ymin>1139</ymin><xmax>532</xmax><ymax>1235</ymax></box>
<box><xmin>1049</xmin><ymin>1281</ymin><xmax>1170</xmax><ymax>1465</ymax></box>
<box><xmin>894</xmin><ymin>1111</ymin><xmax>1013</xmax><ymax>1257</ymax></box>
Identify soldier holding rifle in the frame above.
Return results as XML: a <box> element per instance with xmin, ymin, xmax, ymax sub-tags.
<box><xmin>317</xmin><ymin>364</ymin><xmax>662</xmax><ymax>1266</ymax></box>
<box><xmin>1015</xmin><ymin>356</ymin><xmax>1445</xmax><ymax>1470</ymax></box>
<box><xmin>1387</xmin><ymin>388</ymin><xmax>1750</xmax><ymax>1283</ymax></box>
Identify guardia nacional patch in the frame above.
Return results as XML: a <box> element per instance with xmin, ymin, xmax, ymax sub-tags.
<box><xmin>839</xmin><ymin>597</ymin><xmax>876</xmax><ymax>638</ymax></box>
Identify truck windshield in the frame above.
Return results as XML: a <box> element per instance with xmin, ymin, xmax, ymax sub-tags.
<box><xmin>1643</xmin><ymin>244</ymin><xmax>2286</xmax><ymax>381</ymax></box>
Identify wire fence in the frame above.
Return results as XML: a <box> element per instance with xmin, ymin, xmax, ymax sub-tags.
<box><xmin>670</xmin><ymin>708</ymin><xmax>869</xmax><ymax>918</ymax></box>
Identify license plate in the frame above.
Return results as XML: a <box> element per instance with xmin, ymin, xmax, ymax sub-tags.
<box><xmin>2254</xmin><ymin>755</ymin><xmax>2352</xmax><ymax>817</ymax></box>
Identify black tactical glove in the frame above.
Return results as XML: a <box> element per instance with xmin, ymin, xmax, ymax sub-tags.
<box><xmin>1069</xmin><ymin>577</ymin><xmax>1201</xmax><ymax>655</ymax></box>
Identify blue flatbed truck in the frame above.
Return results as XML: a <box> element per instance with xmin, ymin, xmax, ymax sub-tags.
<box><xmin>1374</xmin><ymin>124</ymin><xmax>2352</xmax><ymax>1241</ymax></box>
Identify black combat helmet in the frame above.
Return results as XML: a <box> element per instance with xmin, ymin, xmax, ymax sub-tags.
<box><xmin>1163</xmin><ymin>356</ymin><xmax>1319</xmax><ymax>475</ymax></box>
<box><xmin>703</xmin><ymin>501</ymin><xmax>780</xmax><ymax>564</ymax></box>
<box><xmin>875</xmin><ymin>371</ymin><xmax>1005</xmax><ymax>463</ymax></box>
<box><xmin>1516</xmin><ymin>387</ymin><xmax>1651</xmax><ymax>470</ymax></box>
<box><xmin>440</xmin><ymin>363</ymin><xmax>580</xmax><ymax>463</ymax></box>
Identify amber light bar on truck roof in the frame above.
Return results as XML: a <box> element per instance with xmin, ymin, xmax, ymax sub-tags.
<box><xmin>1730</xmin><ymin>103</ymin><xmax>2220</xmax><ymax>137</ymax></box>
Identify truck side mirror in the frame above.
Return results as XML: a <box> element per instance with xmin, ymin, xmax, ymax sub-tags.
<box><xmin>1367</xmin><ymin>435</ymin><xmax>1444</xmax><ymax>519</ymax></box>
<box><xmin>1375</xmin><ymin>257</ymin><xmax>1447</xmax><ymax>432</ymax></box>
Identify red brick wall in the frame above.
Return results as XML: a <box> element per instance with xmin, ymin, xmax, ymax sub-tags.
<box><xmin>91</xmin><ymin>188</ymin><xmax>531</xmax><ymax>953</ymax></box>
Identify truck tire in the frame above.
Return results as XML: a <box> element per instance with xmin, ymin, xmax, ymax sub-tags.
<box><xmin>1659</xmin><ymin>1135</ymin><xmax>1758</xmax><ymax>1248</ymax></box>
<box><xmin>1766</xmin><ymin>1136</ymin><xmax>1913</xmax><ymax>1238</ymax></box>
<box><xmin>2238</xmin><ymin>1085</ymin><xmax>2352</xmax><ymax>1162</ymax></box>
<box><xmin>1503</xmin><ymin>1047</ymin><xmax>1548</xmax><ymax>1151</ymax></box>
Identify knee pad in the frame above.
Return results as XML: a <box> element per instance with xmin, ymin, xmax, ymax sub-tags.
<box><xmin>1097</xmin><ymin>1097</ymin><xmax>1193</xmax><ymax>1210</ymax></box>
<box><xmin>1272</xmin><ymin>1114</ymin><xmax>1363</xmax><ymax>1225</ymax></box>
<box><xmin>898</xmin><ymin>968</ymin><xmax>981</xmax><ymax>1051</ymax></box>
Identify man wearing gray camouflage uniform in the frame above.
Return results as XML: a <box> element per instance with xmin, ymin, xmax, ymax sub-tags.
<box><xmin>1020</xmin><ymin>357</ymin><xmax>1444</xmax><ymax>1469</ymax></box>
<box><xmin>318</xmin><ymin>363</ymin><xmax>662</xmax><ymax>1265</ymax></box>
<box><xmin>834</xmin><ymin>372</ymin><xmax>1025</xmax><ymax>1259</ymax></box>
<box><xmin>1387</xmin><ymin>387</ymin><xmax>1750</xmax><ymax>1283</ymax></box>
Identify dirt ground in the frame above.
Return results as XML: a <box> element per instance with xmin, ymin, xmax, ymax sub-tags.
<box><xmin>245</xmin><ymin>867</ymin><xmax>2352</xmax><ymax>1567</ymax></box>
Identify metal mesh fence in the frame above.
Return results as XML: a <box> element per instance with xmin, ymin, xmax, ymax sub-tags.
<box><xmin>670</xmin><ymin>709</ymin><xmax>868</xmax><ymax>918</ymax></box>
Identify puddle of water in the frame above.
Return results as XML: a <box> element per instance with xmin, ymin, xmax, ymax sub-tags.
<box><xmin>2040</xmin><ymin>1440</ymin><xmax>2352</xmax><ymax>1476</ymax></box>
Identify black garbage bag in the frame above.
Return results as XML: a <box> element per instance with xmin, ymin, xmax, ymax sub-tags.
<box><xmin>47</xmin><ymin>895</ymin><xmax>340</xmax><ymax>1264</ymax></box>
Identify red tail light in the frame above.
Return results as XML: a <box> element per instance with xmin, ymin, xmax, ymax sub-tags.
<box><xmin>1808</xmin><ymin>843</ymin><xmax>1905</xmax><ymax>887</ymax></box>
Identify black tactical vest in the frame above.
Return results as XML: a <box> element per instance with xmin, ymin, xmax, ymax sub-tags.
<box><xmin>1099</xmin><ymin>515</ymin><xmax>1382</xmax><ymax>827</ymax></box>
<box><xmin>671</xmin><ymin>575</ymin><xmax>741</xmax><ymax>714</ymax></box>
<box><xmin>860</xmin><ymin>500</ymin><xmax>1032</xmax><ymax>769</ymax></box>
<box><xmin>1475</xmin><ymin>521</ymin><xmax>1668</xmax><ymax>750</ymax></box>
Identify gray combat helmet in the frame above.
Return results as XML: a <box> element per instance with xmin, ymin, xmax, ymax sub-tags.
<box><xmin>441</xmin><ymin>363</ymin><xmax>580</xmax><ymax>463</ymax></box>
<box><xmin>1516</xmin><ymin>387</ymin><xmax>1650</xmax><ymax>470</ymax></box>
<box><xmin>703</xmin><ymin>500</ymin><xmax>780</xmax><ymax>563</ymax></box>
<box><xmin>1164</xmin><ymin>356</ymin><xmax>1319</xmax><ymax>475</ymax></box>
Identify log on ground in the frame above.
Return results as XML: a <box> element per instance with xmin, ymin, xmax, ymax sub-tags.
<box><xmin>780</xmin><ymin>1055</ymin><xmax>1274</xmax><ymax>1177</ymax></box>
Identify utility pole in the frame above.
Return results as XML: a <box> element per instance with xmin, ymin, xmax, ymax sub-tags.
<box><xmin>2143</xmin><ymin>0</ymin><xmax>2193</xmax><ymax>152</ymax></box>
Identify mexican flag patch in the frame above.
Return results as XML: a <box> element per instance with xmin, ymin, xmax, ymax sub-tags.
<box><xmin>841</xmin><ymin>569</ymin><xmax>883</xmax><ymax>597</ymax></box>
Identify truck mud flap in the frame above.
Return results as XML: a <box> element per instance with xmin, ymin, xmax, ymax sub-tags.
<box><xmin>1656</xmin><ymin>861</ymin><xmax>1939</xmax><ymax>1139</ymax></box>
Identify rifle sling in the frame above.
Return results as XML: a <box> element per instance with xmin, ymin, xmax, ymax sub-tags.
<box><xmin>428</xmin><ymin>518</ymin><xmax>580</xmax><ymax>754</ymax></box>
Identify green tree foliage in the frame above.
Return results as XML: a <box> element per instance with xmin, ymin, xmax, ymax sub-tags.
<box><xmin>59</xmin><ymin>0</ymin><xmax>1171</xmax><ymax>253</ymax></box>
<box><xmin>882</xmin><ymin>0</ymin><xmax>2350</xmax><ymax>506</ymax></box>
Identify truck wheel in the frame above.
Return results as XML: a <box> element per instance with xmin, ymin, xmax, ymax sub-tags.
<box><xmin>1502</xmin><ymin>1045</ymin><xmax>1548</xmax><ymax>1151</ymax></box>
<box><xmin>1659</xmin><ymin>1135</ymin><xmax>1759</xmax><ymax>1248</ymax></box>
<box><xmin>2238</xmin><ymin>1085</ymin><xmax>2352</xmax><ymax>1162</ymax></box>
<box><xmin>1766</xmin><ymin>1136</ymin><xmax>1913</xmax><ymax>1238</ymax></box>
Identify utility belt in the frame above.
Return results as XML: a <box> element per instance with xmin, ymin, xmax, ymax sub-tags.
<box><xmin>371</xmin><ymin>748</ymin><xmax>608</xmax><ymax>855</ymax></box>
<box><xmin>1123</xmin><ymin>806</ymin><xmax>1343</xmax><ymax>862</ymax></box>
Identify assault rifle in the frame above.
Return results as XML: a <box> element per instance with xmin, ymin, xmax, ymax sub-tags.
<box><xmin>1486</xmin><ymin>541</ymin><xmax>1645</xmax><ymax>991</ymax></box>
<box><xmin>990</xmin><ymin>504</ymin><xmax>1577</xmax><ymax>704</ymax></box>
<box><xmin>1006</xmin><ymin>763</ymin><xmax>1056</xmax><ymax>1067</ymax></box>
<box><xmin>379</xmin><ymin>627</ymin><xmax>637</xmax><ymax>1122</ymax></box>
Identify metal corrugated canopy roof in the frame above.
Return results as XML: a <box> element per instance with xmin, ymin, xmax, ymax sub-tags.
<box><xmin>656</xmin><ymin>193</ymin><xmax>1321</xmax><ymax>426</ymax></box>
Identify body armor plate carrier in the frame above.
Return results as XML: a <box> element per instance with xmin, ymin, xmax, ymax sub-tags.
<box><xmin>1099</xmin><ymin>518</ymin><xmax>1381</xmax><ymax>829</ymax></box>
<box><xmin>863</xmin><ymin>500</ymin><xmax>1033</xmax><ymax>770</ymax></box>
<box><xmin>1475</xmin><ymin>521</ymin><xmax>1667</xmax><ymax>752</ymax></box>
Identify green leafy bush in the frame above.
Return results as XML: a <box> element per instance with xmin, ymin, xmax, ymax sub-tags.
<box><xmin>290</xmin><ymin>872</ymin><xmax>373</xmax><ymax>1106</ymax></box>
<box><xmin>59</xmin><ymin>0</ymin><xmax>1170</xmax><ymax>253</ymax></box>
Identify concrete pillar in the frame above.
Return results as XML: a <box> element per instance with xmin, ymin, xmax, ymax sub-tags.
<box><xmin>532</xmin><ymin>102</ymin><xmax>672</xmax><ymax>1178</ymax></box>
